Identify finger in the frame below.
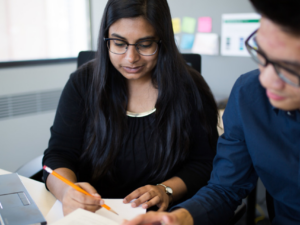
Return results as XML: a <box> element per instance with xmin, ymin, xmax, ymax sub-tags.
<box><xmin>69</xmin><ymin>187</ymin><xmax>102</xmax><ymax>206</ymax></box>
<box><xmin>77</xmin><ymin>183</ymin><xmax>105</xmax><ymax>205</ymax></box>
<box><xmin>124</xmin><ymin>187</ymin><xmax>148</xmax><ymax>203</ymax></box>
<box><xmin>76</xmin><ymin>201</ymin><xmax>102</xmax><ymax>212</ymax></box>
<box><xmin>122</xmin><ymin>212</ymin><xmax>169</xmax><ymax>225</ymax></box>
<box><xmin>62</xmin><ymin>198</ymin><xmax>102</xmax><ymax>216</ymax></box>
<box><xmin>162</xmin><ymin>214</ymin><xmax>178</xmax><ymax>225</ymax></box>
<box><xmin>141</xmin><ymin>196</ymin><xmax>161</xmax><ymax>209</ymax></box>
<box><xmin>157</xmin><ymin>202</ymin><xmax>168</xmax><ymax>212</ymax></box>
<box><xmin>132</xmin><ymin>191</ymin><xmax>156</xmax><ymax>208</ymax></box>
<box><xmin>120</xmin><ymin>219</ymin><xmax>129</xmax><ymax>225</ymax></box>
<box><xmin>77</xmin><ymin>183</ymin><xmax>101</xmax><ymax>198</ymax></box>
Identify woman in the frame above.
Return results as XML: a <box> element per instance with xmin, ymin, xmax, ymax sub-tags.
<box><xmin>43</xmin><ymin>0</ymin><xmax>219</xmax><ymax>216</ymax></box>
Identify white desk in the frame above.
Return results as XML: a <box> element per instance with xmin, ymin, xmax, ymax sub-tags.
<box><xmin>0</xmin><ymin>169</ymin><xmax>56</xmax><ymax>217</ymax></box>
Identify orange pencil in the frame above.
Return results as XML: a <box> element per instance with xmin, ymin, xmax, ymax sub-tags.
<box><xmin>43</xmin><ymin>165</ymin><xmax>118</xmax><ymax>215</ymax></box>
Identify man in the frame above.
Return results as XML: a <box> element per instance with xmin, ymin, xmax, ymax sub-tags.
<box><xmin>122</xmin><ymin>0</ymin><xmax>300</xmax><ymax>224</ymax></box>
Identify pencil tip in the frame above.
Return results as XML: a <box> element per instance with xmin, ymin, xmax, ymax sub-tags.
<box><xmin>111</xmin><ymin>209</ymin><xmax>119</xmax><ymax>215</ymax></box>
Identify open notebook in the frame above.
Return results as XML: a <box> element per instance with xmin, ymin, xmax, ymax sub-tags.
<box><xmin>46</xmin><ymin>199</ymin><xmax>146</xmax><ymax>224</ymax></box>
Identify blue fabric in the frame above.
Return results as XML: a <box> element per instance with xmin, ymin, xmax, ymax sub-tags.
<box><xmin>174</xmin><ymin>69</ymin><xmax>300</xmax><ymax>225</ymax></box>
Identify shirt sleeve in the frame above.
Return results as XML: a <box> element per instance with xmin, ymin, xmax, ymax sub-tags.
<box><xmin>174</xmin><ymin>107</ymin><xmax>217</xmax><ymax>199</ymax></box>
<box><xmin>172</xmin><ymin>75</ymin><xmax>258</xmax><ymax>224</ymax></box>
<box><xmin>42</xmin><ymin>70</ymin><xmax>88</xmax><ymax>185</ymax></box>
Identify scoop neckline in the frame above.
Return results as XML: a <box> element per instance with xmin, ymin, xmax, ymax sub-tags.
<box><xmin>126</xmin><ymin>108</ymin><xmax>156</xmax><ymax>117</ymax></box>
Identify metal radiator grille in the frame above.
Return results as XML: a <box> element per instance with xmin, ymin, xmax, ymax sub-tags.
<box><xmin>0</xmin><ymin>89</ymin><xmax>62</xmax><ymax>120</ymax></box>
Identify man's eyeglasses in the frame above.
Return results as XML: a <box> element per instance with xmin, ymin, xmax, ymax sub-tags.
<box><xmin>245</xmin><ymin>29</ymin><xmax>300</xmax><ymax>87</ymax></box>
<box><xmin>104</xmin><ymin>38</ymin><xmax>161</xmax><ymax>56</ymax></box>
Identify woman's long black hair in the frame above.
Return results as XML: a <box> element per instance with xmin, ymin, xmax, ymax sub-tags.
<box><xmin>82</xmin><ymin>0</ymin><xmax>219</xmax><ymax>182</ymax></box>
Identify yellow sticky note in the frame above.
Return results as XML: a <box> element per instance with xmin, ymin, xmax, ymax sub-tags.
<box><xmin>172</xmin><ymin>18</ymin><xmax>181</xmax><ymax>34</ymax></box>
<box><xmin>182</xmin><ymin>17</ymin><xmax>196</xmax><ymax>34</ymax></box>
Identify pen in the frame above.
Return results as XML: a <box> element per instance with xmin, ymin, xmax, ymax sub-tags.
<box><xmin>43</xmin><ymin>165</ymin><xmax>118</xmax><ymax>215</ymax></box>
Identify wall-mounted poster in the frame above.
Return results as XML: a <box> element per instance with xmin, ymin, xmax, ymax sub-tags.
<box><xmin>221</xmin><ymin>13</ymin><xmax>260</xmax><ymax>57</ymax></box>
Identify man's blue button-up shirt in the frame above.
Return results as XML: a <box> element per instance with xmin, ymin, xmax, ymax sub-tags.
<box><xmin>176</xmin><ymin>69</ymin><xmax>300</xmax><ymax>224</ymax></box>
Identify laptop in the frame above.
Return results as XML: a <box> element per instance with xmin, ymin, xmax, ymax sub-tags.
<box><xmin>0</xmin><ymin>173</ymin><xmax>46</xmax><ymax>225</ymax></box>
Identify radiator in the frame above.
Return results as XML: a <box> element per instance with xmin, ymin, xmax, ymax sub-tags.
<box><xmin>0</xmin><ymin>89</ymin><xmax>62</xmax><ymax>172</ymax></box>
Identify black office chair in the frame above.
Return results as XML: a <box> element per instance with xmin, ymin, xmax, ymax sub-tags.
<box><xmin>266</xmin><ymin>190</ymin><xmax>275</xmax><ymax>222</ymax></box>
<box><xmin>15</xmin><ymin>155</ymin><xmax>44</xmax><ymax>182</ymax></box>
<box><xmin>229</xmin><ymin>202</ymin><xmax>247</xmax><ymax>225</ymax></box>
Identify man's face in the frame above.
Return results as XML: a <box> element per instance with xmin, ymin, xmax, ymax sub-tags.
<box><xmin>257</xmin><ymin>17</ymin><xmax>300</xmax><ymax>111</ymax></box>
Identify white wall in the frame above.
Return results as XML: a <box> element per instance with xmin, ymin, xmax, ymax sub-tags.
<box><xmin>0</xmin><ymin>0</ymin><xmax>103</xmax><ymax>172</ymax></box>
<box><xmin>90</xmin><ymin>0</ymin><xmax>107</xmax><ymax>50</ymax></box>
<box><xmin>0</xmin><ymin>63</ymin><xmax>76</xmax><ymax>171</ymax></box>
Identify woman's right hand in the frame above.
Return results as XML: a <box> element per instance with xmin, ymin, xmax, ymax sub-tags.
<box><xmin>61</xmin><ymin>182</ymin><xmax>104</xmax><ymax>216</ymax></box>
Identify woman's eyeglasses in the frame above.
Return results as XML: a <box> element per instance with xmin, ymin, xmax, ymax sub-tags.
<box><xmin>104</xmin><ymin>38</ymin><xmax>161</xmax><ymax>56</ymax></box>
<box><xmin>245</xmin><ymin>29</ymin><xmax>300</xmax><ymax>87</ymax></box>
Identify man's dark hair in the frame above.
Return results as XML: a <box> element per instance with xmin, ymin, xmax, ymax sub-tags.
<box><xmin>250</xmin><ymin>0</ymin><xmax>300</xmax><ymax>35</ymax></box>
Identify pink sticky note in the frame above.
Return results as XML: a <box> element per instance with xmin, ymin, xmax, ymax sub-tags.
<box><xmin>198</xmin><ymin>17</ymin><xmax>212</xmax><ymax>33</ymax></box>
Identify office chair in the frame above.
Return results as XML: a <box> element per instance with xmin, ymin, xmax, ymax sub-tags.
<box><xmin>15</xmin><ymin>155</ymin><xmax>44</xmax><ymax>182</ymax></box>
<box><xmin>266</xmin><ymin>190</ymin><xmax>275</xmax><ymax>222</ymax></box>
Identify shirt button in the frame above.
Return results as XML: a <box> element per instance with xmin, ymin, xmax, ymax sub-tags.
<box><xmin>287</xmin><ymin>111</ymin><xmax>292</xmax><ymax>116</ymax></box>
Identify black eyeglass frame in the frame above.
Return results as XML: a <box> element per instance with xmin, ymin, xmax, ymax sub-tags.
<box><xmin>103</xmin><ymin>38</ymin><xmax>162</xmax><ymax>56</ymax></box>
<box><xmin>245</xmin><ymin>29</ymin><xmax>300</xmax><ymax>87</ymax></box>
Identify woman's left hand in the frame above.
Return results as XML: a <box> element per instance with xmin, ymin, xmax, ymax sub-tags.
<box><xmin>123</xmin><ymin>185</ymin><xmax>170</xmax><ymax>211</ymax></box>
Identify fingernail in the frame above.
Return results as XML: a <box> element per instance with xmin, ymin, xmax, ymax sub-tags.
<box><xmin>131</xmin><ymin>202</ymin><xmax>136</xmax><ymax>207</ymax></box>
<box><xmin>92</xmin><ymin>193</ymin><xmax>100</xmax><ymax>197</ymax></box>
<box><xmin>123</xmin><ymin>198</ymin><xmax>127</xmax><ymax>203</ymax></box>
<box><xmin>100</xmin><ymin>200</ymin><xmax>105</xmax><ymax>205</ymax></box>
<box><xmin>142</xmin><ymin>204</ymin><xmax>148</xmax><ymax>209</ymax></box>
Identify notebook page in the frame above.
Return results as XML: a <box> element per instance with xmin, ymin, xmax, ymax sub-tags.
<box><xmin>46</xmin><ymin>199</ymin><xmax>145</xmax><ymax>224</ymax></box>
<box><xmin>96</xmin><ymin>199</ymin><xmax>145</xmax><ymax>223</ymax></box>
<box><xmin>51</xmin><ymin>208</ymin><xmax>118</xmax><ymax>225</ymax></box>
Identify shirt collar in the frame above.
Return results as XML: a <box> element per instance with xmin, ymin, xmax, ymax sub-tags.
<box><xmin>273</xmin><ymin>106</ymin><xmax>300</xmax><ymax>123</ymax></box>
<box><xmin>272</xmin><ymin>106</ymin><xmax>279</xmax><ymax>115</ymax></box>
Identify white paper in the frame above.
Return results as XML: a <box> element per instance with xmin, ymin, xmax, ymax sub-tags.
<box><xmin>221</xmin><ymin>13</ymin><xmax>261</xmax><ymax>57</ymax></box>
<box><xmin>51</xmin><ymin>208</ymin><xmax>118</xmax><ymax>225</ymax></box>
<box><xmin>45</xmin><ymin>200</ymin><xmax>64</xmax><ymax>224</ymax></box>
<box><xmin>46</xmin><ymin>199</ymin><xmax>146</xmax><ymax>224</ymax></box>
<box><xmin>191</xmin><ymin>33</ymin><xmax>219</xmax><ymax>55</ymax></box>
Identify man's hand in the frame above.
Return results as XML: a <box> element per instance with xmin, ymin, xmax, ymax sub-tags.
<box><xmin>121</xmin><ymin>208</ymin><xmax>194</xmax><ymax>225</ymax></box>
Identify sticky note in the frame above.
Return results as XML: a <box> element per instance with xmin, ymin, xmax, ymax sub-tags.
<box><xmin>172</xmin><ymin>18</ymin><xmax>181</xmax><ymax>34</ymax></box>
<box><xmin>182</xmin><ymin>17</ymin><xmax>196</xmax><ymax>34</ymax></box>
<box><xmin>198</xmin><ymin>17</ymin><xmax>212</xmax><ymax>33</ymax></box>
<box><xmin>180</xmin><ymin>34</ymin><xmax>195</xmax><ymax>50</ymax></box>
<box><xmin>192</xmin><ymin>33</ymin><xmax>219</xmax><ymax>55</ymax></box>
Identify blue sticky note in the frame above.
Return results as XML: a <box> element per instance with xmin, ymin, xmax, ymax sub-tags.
<box><xmin>180</xmin><ymin>34</ymin><xmax>195</xmax><ymax>50</ymax></box>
